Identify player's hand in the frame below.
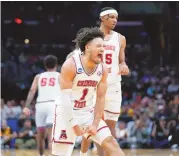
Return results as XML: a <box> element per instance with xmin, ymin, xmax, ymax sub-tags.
<box><xmin>118</xmin><ymin>63</ymin><xmax>129</xmax><ymax>75</ymax></box>
<box><xmin>72</xmin><ymin>125</ymin><xmax>85</xmax><ymax>136</ymax></box>
<box><xmin>85</xmin><ymin>124</ymin><xmax>97</xmax><ymax>136</ymax></box>
<box><xmin>23</xmin><ymin>107</ymin><xmax>31</xmax><ymax>117</ymax></box>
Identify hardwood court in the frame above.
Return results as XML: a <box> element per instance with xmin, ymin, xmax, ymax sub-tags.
<box><xmin>1</xmin><ymin>149</ymin><xmax>179</xmax><ymax>156</ymax></box>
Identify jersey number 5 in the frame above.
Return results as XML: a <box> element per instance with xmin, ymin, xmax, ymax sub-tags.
<box><xmin>105</xmin><ymin>53</ymin><xmax>112</xmax><ymax>64</ymax></box>
<box><xmin>41</xmin><ymin>78</ymin><xmax>55</xmax><ymax>86</ymax></box>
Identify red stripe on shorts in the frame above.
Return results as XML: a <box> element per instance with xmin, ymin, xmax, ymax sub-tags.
<box><xmin>97</xmin><ymin>126</ymin><xmax>108</xmax><ymax>132</ymax></box>
<box><xmin>87</xmin><ymin>126</ymin><xmax>108</xmax><ymax>140</ymax></box>
<box><xmin>104</xmin><ymin>110</ymin><xmax>120</xmax><ymax>115</ymax></box>
<box><xmin>52</xmin><ymin>138</ymin><xmax>73</xmax><ymax>145</ymax></box>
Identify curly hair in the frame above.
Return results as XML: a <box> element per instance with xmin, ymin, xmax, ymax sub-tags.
<box><xmin>73</xmin><ymin>27</ymin><xmax>89</xmax><ymax>49</ymax></box>
<box><xmin>74</xmin><ymin>27</ymin><xmax>104</xmax><ymax>52</ymax></box>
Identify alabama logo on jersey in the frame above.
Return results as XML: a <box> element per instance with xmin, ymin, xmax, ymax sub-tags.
<box><xmin>59</xmin><ymin>130</ymin><xmax>67</xmax><ymax>140</ymax></box>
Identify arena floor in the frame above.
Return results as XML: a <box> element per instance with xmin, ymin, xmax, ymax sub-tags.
<box><xmin>1</xmin><ymin>149</ymin><xmax>179</xmax><ymax>156</ymax></box>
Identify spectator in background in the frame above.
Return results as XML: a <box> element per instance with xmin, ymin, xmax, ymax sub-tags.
<box><xmin>11</xmin><ymin>100</ymin><xmax>22</xmax><ymax>117</ymax></box>
<box><xmin>116</xmin><ymin>121</ymin><xmax>128</xmax><ymax>148</ymax></box>
<box><xmin>15</xmin><ymin>119</ymin><xmax>36</xmax><ymax>149</ymax></box>
<box><xmin>155</xmin><ymin>94</ymin><xmax>166</xmax><ymax>106</ymax></box>
<box><xmin>169</xmin><ymin>95</ymin><xmax>179</xmax><ymax>119</ymax></box>
<box><xmin>5</xmin><ymin>100</ymin><xmax>22</xmax><ymax>119</ymax></box>
<box><xmin>169</xmin><ymin>105</ymin><xmax>179</xmax><ymax>149</ymax></box>
<box><xmin>4</xmin><ymin>100</ymin><xmax>15</xmax><ymax>119</ymax></box>
<box><xmin>151</xmin><ymin>116</ymin><xmax>170</xmax><ymax>148</ymax></box>
<box><xmin>167</xmin><ymin>79</ymin><xmax>179</xmax><ymax>93</ymax></box>
<box><xmin>145</xmin><ymin>98</ymin><xmax>157</xmax><ymax>119</ymax></box>
<box><xmin>155</xmin><ymin>105</ymin><xmax>168</xmax><ymax>119</ymax></box>
<box><xmin>1</xmin><ymin>98</ymin><xmax>8</xmax><ymax>121</ymax></box>
<box><xmin>147</xmin><ymin>82</ymin><xmax>156</xmax><ymax>97</ymax></box>
<box><xmin>20</xmin><ymin>100</ymin><xmax>26</xmax><ymax>109</ymax></box>
<box><xmin>0</xmin><ymin>120</ymin><xmax>17</xmax><ymax>149</ymax></box>
<box><xmin>128</xmin><ymin>114</ymin><xmax>150</xmax><ymax>149</ymax></box>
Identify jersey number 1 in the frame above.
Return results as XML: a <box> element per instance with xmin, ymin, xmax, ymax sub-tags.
<box><xmin>74</xmin><ymin>88</ymin><xmax>89</xmax><ymax>108</ymax></box>
<box><xmin>41</xmin><ymin>78</ymin><xmax>55</xmax><ymax>86</ymax></box>
<box><xmin>79</xmin><ymin>88</ymin><xmax>89</xmax><ymax>101</ymax></box>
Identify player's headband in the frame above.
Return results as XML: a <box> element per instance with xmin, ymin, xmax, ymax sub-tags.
<box><xmin>100</xmin><ymin>9</ymin><xmax>118</xmax><ymax>17</ymax></box>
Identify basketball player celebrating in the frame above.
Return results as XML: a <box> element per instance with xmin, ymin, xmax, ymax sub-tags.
<box><xmin>52</xmin><ymin>27</ymin><xmax>124</xmax><ymax>156</ymax></box>
<box><xmin>80</xmin><ymin>7</ymin><xmax>129</xmax><ymax>156</ymax></box>
<box><xmin>23</xmin><ymin>55</ymin><xmax>60</xmax><ymax>156</ymax></box>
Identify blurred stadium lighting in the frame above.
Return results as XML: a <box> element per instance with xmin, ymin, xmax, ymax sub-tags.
<box><xmin>15</xmin><ymin>18</ymin><xmax>22</xmax><ymax>24</ymax></box>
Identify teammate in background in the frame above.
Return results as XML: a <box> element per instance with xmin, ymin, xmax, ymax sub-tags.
<box><xmin>66</xmin><ymin>28</ymin><xmax>88</xmax><ymax>60</ymax></box>
<box><xmin>23</xmin><ymin>55</ymin><xmax>60</xmax><ymax>156</ymax></box>
<box><xmin>52</xmin><ymin>27</ymin><xmax>125</xmax><ymax>156</ymax></box>
<box><xmin>100</xmin><ymin>5</ymin><xmax>129</xmax><ymax>140</ymax></box>
<box><xmin>80</xmin><ymin>7</ymin><xmax>129</xmax><ymax>156</ymax></box>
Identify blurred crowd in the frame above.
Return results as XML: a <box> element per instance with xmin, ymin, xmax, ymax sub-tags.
<box><xmin>118</xmin><ymin>64</ymin><xmax>179</xmax><ymax>149</ymax></box>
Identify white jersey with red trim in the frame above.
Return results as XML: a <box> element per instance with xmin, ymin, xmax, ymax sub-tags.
<box><xmin>72</xmin><ymin>48</ymin><xmax>81</xmax><ymax>55</ymax></box>
<box><xmin>103</xmin><ymin>31</ymin><xmax>121</xmax><ymax>84</ymax></box>
<box><xmin>72</xmin><ymin>54</ymin><xmax>103</xmax><ymax>112</ymax></box>
<box><xmin>36</xmin><ymin>71</ymin><xmax>60</xmax><ymax>102</ymax></box>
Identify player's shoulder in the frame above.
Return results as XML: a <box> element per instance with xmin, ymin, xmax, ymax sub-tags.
<box><xmin>120</xmin><ymin>34</ymin><xmax>126</xmax><ymax>42</ymax></box>
<box><xmin>66</xmin><ymin>49</ymin><xmax>81</xmax><ymax>60</ymax></box>
<box><xmin>73</xmin><ymin>48</ymin><xmax>81</xmax><ymax>54</ymax></box>
<box><xmin>61</xmin><ymin>57</ymin><xmax>76</xmax><ymax>73</ymax></box>
<box><xmin>113</xmin><ymin>31</ymin><xmax>125</xmax><ymax>40</ymax></box>
<box><xmin>117</xmin><ymin>32</ymin><xmax>126</xmax><ymax>40</ymax></box>
<box><xmin>119</xmin><ymin>34</ymin><xmax>126</xmax><ymax>43</ymax></box>
<box><xmin>36</xmin><ymin>73</ymin><xmax>41</xmax><ymax>78</ymax></box>
<box><xmin>66</xmin><ymin>51</ymin><xmax>75</xmax><ymax>60</ymax></box>
<box><xmin>34</xmin><ymin>73</ymin><xmax>41</xmax><ymax>81</ymax></box>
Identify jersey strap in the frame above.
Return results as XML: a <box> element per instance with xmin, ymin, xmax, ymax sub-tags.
<box><xmin>72</xmin><ymin>54</ymin><xmax>84</xmax><ymax>74</ymax></box>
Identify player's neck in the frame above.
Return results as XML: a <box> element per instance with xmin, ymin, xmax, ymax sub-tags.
<box><xmin>100</xmin><ymin>25</ymin><xmax>112</xmax><ymax>36</ymax></box>
<box><xmin>81</xmin><ymin>55</ymin><xmax>97</xmax><ymax>72</ymax></box>
<box><xmin>47</xmin><ymin>69</ymin><xmax>56</xmax><ymax>72</ymax></box>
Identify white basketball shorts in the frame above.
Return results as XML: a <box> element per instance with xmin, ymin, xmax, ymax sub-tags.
<box><xmin>104</xmin><ymin>82</ymin><xmax>122</xmax><ymax>121</ymax></box>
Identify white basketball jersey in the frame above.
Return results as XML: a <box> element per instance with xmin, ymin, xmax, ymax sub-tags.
<box><xmin>103</xmin><ymin>31</ymin><xmax>121</xmax><ymax>84</ymax></box>
<box><xmin>36</xmin><ymin>72</ymin><xmax>60</xmax><ymax>102</ymax></box>
<box><xmin>73</xmin><ymin>48</ymin><xmax>81</xmax><ymax>55</ymax></box>
<box><xmin>72</xmin><ymin>54</ymin><xmax>103</xmax><ymax>111</ymax></box>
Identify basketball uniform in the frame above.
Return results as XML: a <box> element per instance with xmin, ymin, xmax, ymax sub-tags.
<box><xmin>35</xmin><ymin>71</ymin><xmax>60</xmax><ymax>128</ymax></box>
<box><xmin>52</xmin><ymin>54</ymin><xmax>111</xmax><ymax>156</ymax></box>
<box><xmin>103</xmin><ymin>31</ymin><xmax>122</xmax><ymax>121</ymax></box>
<box><xmin>66</xmin><ymin>48</ymin><xmax>81</xmax><ymax>60</ymax></box>
<box><xmin>73</xmin><ymin>48</ymin><xmax>81</xmax><ymax>55</ymax></box>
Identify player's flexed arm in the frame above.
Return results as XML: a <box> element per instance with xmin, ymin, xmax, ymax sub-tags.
<box><xmin>60</xmin><ymin>58</ymin><xmax>85</xmax><ymax>136</ymax></box>
<box><xmin>85</xmin><ymin>64</ymin><xmax>108</xmax><ymax>135</ymax></box>
<box><xmin>118</xmin><ymin>35</ymin><xmax>130</xmax><ymax>75</ymax></box>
